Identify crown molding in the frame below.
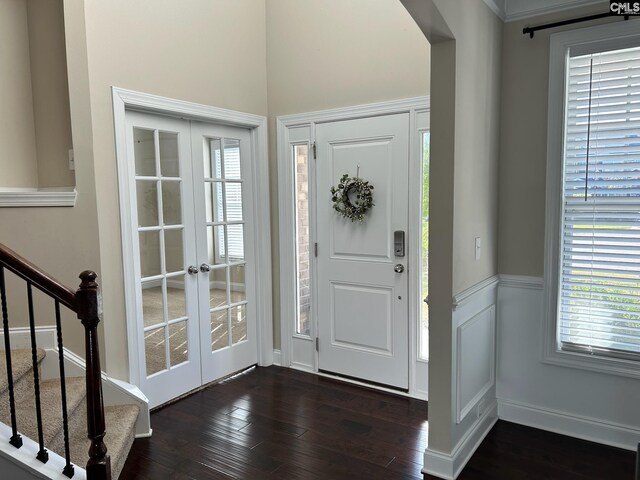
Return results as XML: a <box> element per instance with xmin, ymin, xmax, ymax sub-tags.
<box><xmin>505</xmin><ymin>0</ymin><xmax>608</xmax><ymax>22</ymax></box>
<box><xmin>483</xmin><ymin>0</ymin><xmax>609</xmax><ymax>23</ymax></box>
<box><xmin>482</xmin><ymin>0</ymin><xmax>507</xmax><ymax>21</ymax></box>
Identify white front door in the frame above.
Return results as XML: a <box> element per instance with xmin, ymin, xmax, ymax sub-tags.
<box><xmin>316</xmin><ymin>114</ymin><xmax>410</xmax><ymax>389</ymax></box>
<box><xmin>124</xmin><ymin>111</ymin><xmax>258</xmax><ymax>407</ymax></box>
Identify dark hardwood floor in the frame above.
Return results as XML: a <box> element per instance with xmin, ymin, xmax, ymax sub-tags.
<box><xmin>119</xmin><ymin>366</ymin><xmax>635</xmax><ymax>479</ymax></box>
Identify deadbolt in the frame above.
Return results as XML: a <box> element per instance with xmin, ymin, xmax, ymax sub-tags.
<box><xmin>394</xmin><ymin>264</ymin><xmax>405</xmax><ymax>273</ymax></box>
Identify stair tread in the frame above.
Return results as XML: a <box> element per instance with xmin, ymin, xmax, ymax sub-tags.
<box><xmin>0</xmin><ymin>376</ymin><xmax>86</xmax><ymax>446</ymax></box>
<box><xmin>0</xmin><ymin>348</ymin><xmax>45</xmax><ymax>397</ymax></box>
<box><xmin>57</xmin><ymin>403</ymin><xmax>139</xmax><ymax>480</ymax></box>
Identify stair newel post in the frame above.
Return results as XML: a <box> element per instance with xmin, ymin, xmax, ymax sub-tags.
<box><xmin>76</xmin><ymin>271</ymin><xmax>111</xmax><ymax>480</ymax></box>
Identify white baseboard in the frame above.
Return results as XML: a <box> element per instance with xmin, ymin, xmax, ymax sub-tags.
<box><xmin>0</xmin><ymin>326</ymin><xmax>57</xmax><ymax>351</ymax></box>
<box><xmin>423</xmin><ymin>400</ymin><xmax>498</xmax><ymax>479</ymax></box>
<box><xmin>272</xmin><ymin>349</ymin><xmax>281</xmax><ymax>366</ymax></box>
<box><xmin>498</xmin><ymin>398</ymin><xmax>640</xmax><ymax>451</ymax></box>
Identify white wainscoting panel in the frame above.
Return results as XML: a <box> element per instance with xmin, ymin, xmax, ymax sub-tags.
<box><xmin>424</xmin><ymin>275</ymin><xmax>499</xmax><ymax>479</ymax></box>
<box><xmin>497</xmin><ymin>275</ymin><xmax>640</xmax><ymax>451</ymax></box>
<box><xmin>456</xmin><ymin>306</ymin><xmax>495</xmax><ymax>423</ymax></box>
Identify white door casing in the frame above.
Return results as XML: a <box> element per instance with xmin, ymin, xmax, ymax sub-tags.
<box><xmin>316</xmin><ymin>114</ymin><xmax>410</xmax><ymax>389</ymax></box>
<box><xmin>113</xmin><ymin>88</ymin><xmax>273</xmax><ymax>403</ymax></box>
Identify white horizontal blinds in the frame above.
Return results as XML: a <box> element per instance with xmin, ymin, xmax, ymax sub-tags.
<box><xmin>560</xmin><ymin>45</ymin><xmax>640</xmax><ymax>357</ymax></box>
<box><xmin>215</xmin><ymin>141</ymin><xmax>244</xmax><ymax>260</ymax></box>
<box><xmin>224</xmin><ymin>143</ymin><xmax>244</xmax><ymax>259</ymax></box>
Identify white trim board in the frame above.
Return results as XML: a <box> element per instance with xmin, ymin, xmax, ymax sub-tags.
<box><xmin>423</xmin><ymin>401</ymin><xmax>498</xmax><ymax>480</ymax></box>
<box><xmin>0</xmin><ymin>187</ymin><xmax>76</xmax><ymax>208</ymax></box>
<box><xmin>498</xmin><ymin>398</ymin><xmax>640</xmax><ymax>451</ymax></box>
<box><xmin>276</xmin><ymin>96</ymin><xmax>430</xmax><ymax>400</ymax></box>
<box><xmin>111</xmin><ymin>87</ymin><xmax>273</xmax><ymax>389</ymax></box>
<box><xmin>498</xmin><ymin>274</ymin><xmax>543</xmax><ymax>290</ymax></box>
<box><xmin>452</xmin><ymin>275</ymin><xmax>499</xmax><ymax>311</ymax></box>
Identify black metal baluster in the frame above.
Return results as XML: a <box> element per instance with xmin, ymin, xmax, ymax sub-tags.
<box><xmin>54</xmin><ymin>300</ymin><xmax>74</xmax><ymax>478</ymax></box>
<box><xmin>27</xmin><ymin>283</ymin><xmax>48</xmax><ymax>463</ymax></box>
<box><xmin>0</xmin><ymin>267</ymin><xmax>22</xmax><ymax>448</ymax></box>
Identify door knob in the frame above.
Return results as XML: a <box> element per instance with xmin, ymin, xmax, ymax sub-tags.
<box><xmin>187</xmin><ymin>265</ymin><xmax>199</xmax><ymax>275</ymax></box>
<box><xmin>200</xmin><ymin>263</ymin><xmax>211</xmax><ymax>273</ymax></box>
<box><xmin>394</xmin><ymin>264</ymin><xmax>405</xmax><ymax>273</ymax></box>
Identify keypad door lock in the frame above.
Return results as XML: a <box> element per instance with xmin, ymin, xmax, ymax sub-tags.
<box><xmin>394</xmin><ymin>230</ymin><xmax>405</xmax><ymax>257</ymax></box>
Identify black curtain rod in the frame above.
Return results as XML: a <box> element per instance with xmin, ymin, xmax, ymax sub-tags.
<box><xmin>523</xmin><ymin>12</ymin><xmax>630</xmax><ymax>38</ymax></box>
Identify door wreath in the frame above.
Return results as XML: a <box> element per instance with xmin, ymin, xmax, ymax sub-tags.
<box><xmin>330</xmin><ymin>173</ymin><xmax>374</xmax><ymax>222</ymax></box>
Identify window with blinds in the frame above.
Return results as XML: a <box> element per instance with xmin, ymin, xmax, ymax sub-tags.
<box><xmin>560</xmin><ymin>45</ymin><xmax>640</xmax><ymax>359</ymax></box>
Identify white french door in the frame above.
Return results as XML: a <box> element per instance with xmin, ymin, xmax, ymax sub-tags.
<box><xmin>190</xmin><ymin>122</ymin><xmax>257</xmax><ymax>384</ymax></box>
<box><xmin>124</xmin><ymin>111</ymin><xmax>257</xmax><ymax>408</ymax></box>
<box><xmin>316</xmin><ymin>113</ymin><xmax>410</xmax><ymax>390</ymax></box>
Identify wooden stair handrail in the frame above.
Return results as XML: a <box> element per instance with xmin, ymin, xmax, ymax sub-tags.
<box><xmin>0</xmin><ymin>243</ymin><xmax>111</xmax><ymax>479</ymax></box>
<box><xmin>0</xmin><ymin>243</ymin><xmax>76</xmax><ymax>311</ymax></box>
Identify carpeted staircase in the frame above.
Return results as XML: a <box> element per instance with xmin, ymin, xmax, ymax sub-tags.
<box><xmin>0</xmin><ymin>348</ymin><xmax>139</xmax><ymax>479</ymax></box>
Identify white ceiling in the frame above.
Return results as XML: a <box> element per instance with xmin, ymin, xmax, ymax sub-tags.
<box><xmin>483</xmin><ymin>0</ymin><xmax>608</xmax><ymax>22</ymax></box>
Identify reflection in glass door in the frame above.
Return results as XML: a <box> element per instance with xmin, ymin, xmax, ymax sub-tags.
<box><xmin>126</xmin><ymin>112</ymin><xmax>201</xmax><ymax>408</ymax></box>
<box><xmin>192</xmin><ymin>123</ymin><xmax>257</xmax><ymax>384</ymax></box>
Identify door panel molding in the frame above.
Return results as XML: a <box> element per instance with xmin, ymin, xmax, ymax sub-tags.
<box><xmin>112</xmin><ymin>88</ymin><xmax>272</xmax><ymax>392</ymax></box>
<box><xmin>277</xmin><ymin>96</ymin><xmax>430</xmax><ymax>398</ymax></box>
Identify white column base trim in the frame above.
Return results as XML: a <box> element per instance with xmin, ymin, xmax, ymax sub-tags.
<box><xmin>272</xmin><ymin>349</ymin><xmax>282</xmax><ymax>366</ymax></box>
<box><xmin>423</xmin><ymin>401</ymin><xmax>498</xmax><ymax>479</ymax></box>
<box><xmin>498</xmin><ymin>398</ymin><xmax>640</xmax><ymax>451</ymax></box>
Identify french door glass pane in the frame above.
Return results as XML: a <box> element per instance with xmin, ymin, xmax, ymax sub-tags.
<box><xmin>162</xmin><ymin>181</ymin><xmax>182</xmax><ymax>225</ymax></box>
<box><xmin>134</xmin><ymin>128</ymin><xmax>156</xmax><ymax>176</ymax></box>
<box><xmin>211</xmin><ymin>310</ymin><xmax>229</xmax><ymax>351</ymax></box>
<box><xmin>141</xmin><ymin>281</ymin><xmax>163</xmax><ymax>328</ymax></box>
<box><xmin>420</xmin><ymin>132</ymin><xmax>430</xmax><ymax>361</ymax></box>
<box><xmin>136</xmin><ymin>181</ymin><xmax>159</xmax><ymax>227</ymax></box>
<box><xmin>164</xmin><ymin>229</ymin><xmax>184</xmax><ymax>273</ymax></box>
<box><xmin>226</xmin><ymin>224</ymin><xmax>245</xmax><ymax>260</ymax></box>
<box><xmin>230</xmin><ymin>264</ymin><xmax>246</xmax><ymax>304</ymax></box>
<box><xmin>139</xmin><ymin>231</ymin><xmax>161</xmax><ymax>278</ymax></box>
<box><xmin>145</xmin><ymin>326</ymin><xmax>166</xmax><ymax>375</ymax></box>
<box><xmin>207</xmin><ymin>225</ymin><xmax>226</xmax><ymax>266</ymax></box>
<box><xmin>208</xmin><ymin>138</ymin><xmax>222</xmax><ymax>180</ymax></box>
<box><xmin>223</xmin><ymin>139</ymin><xmax>241</xmax><ymax>179</ymax></box>
<box><xmin>209</xmin><ymin>267</ymin><xmax>228</xmax><ymax>308</ymax></box>
<box><xmin>231</xmin><ymin>304</ymin><xmax>247</xmax><ymax>345</ymax></box>
<box><xmin>225</xmin><ymin>183</ymin><xmax>243</xmax><ymax>221</ymax></box>
<box><xmin>166</xmin><ymin>275</ymin><xmax>186</xmax><ymax>320</ymax></box>
<box><xmin>294</xmin><ymin>145</ymin><xmax>311</xmax><ymax>336</ymax></box>
<box><xmin>205</xmin><ymin>182</ymin><xmax>224</xmax><ymax>223</ymax></box>
<box><xmin>159</xmin><ymin>132</ymin><xmax>180</xmax><ymax>177</ymax></box>
<box><xmin>169</xmin><ymin>320</ymin><xmax>188</xmax><ymax>366</ymax></box>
